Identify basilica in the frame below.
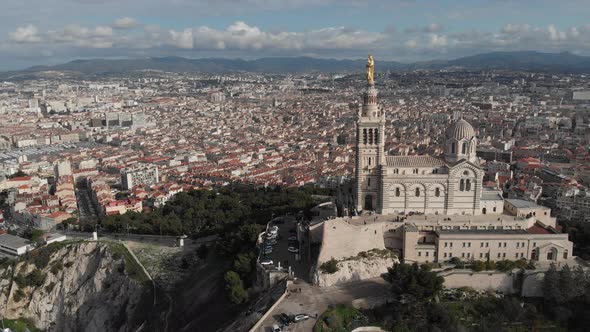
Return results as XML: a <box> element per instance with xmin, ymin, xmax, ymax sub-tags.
<box><xmin>354</xmin><ymin>73</ymin><xmax>503</xmax><ymax>216</ymax></box>
<box><xmin>317</xmin><ymin>57</ymin><xmax>575</xmax><ymax>274</ymax></box>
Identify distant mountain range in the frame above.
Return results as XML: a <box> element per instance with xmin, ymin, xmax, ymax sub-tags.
<box><xmin>2</xmin><ymin>51</ymin><xmax>590</xmax><ymax>78</ymax></box>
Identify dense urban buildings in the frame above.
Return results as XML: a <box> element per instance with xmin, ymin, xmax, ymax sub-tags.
<box><xmin>1</xmin><ymin>63</ymin><xmax>590</xmax><ymax>234</ymax></box>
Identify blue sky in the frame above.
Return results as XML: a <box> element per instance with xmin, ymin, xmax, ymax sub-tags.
<box><xmin>1</xmin><ymin>0</ymin><xmax>590</xmax><ymax>70</ymax></box>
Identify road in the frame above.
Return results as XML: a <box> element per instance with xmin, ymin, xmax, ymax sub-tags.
<box><xmin>75</xmin><ymin>180</ymin><xmax>100</xmax><ymax>222</ymax></box>
<box><xmin>261</xmin><ymin>217</ymin><xmax>311</xmax><ymax>282</ymax></box>
<box><xmin>255</xmin><ymin>278</ymin><xmax>391</xmax><ymax>332</ymax></box>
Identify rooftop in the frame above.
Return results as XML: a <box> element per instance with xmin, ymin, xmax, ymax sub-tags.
<box><xmin>505</xmin><ymin>198</ymin><xmax>549</xmax><ymax>209</ymax></box>
<box><xmin>481</xmin><ymin>190</ymin><xmax>503</xmax><ymax>201</ymax></box>
<box><xmin>437</xmin><ymin>229</ymin><xmax>528</xmax><ymax>235</ymax></box>
<box><xmin>386</xmin><ymin>155</ymin><xmax>447</xmax><ymax>168</ymax></box>
<box><xmin>0</xmin><ymin>233</ymin><xmax>30</xmax><ymax>249</ymax></box>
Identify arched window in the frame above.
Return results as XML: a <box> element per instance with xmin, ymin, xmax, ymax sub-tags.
<box><xmin>395</xmin><ymin>188</ymin><xmax>401</xmax><ymax>197</ymax></box>
<box><xmin>466</xmin><ymin>179</ymin><xmax>471</xmax><ymax>191</ymax></box>
<box><xmin>367</xmin><ymin>178</ymin><xmax>371</xmax><ymax>187</ymax></box>
<box><xmin>415</xmin><ymin>188</ymin><xmax>420</xmax><ymax>197</ymax></box>
<box><xmin>435</xmin><ymin>187</ymin><xmax>440</xmax><ymax>197</ymax></box>
<box><xmin>459</xmin><ymin>179</ymin><xmax>465</xmax><ymax>191</ymax></box>
<box><xmin>368</xmin><ymin>157</ymin><xmax>371</xmax><ymax>166</ymax></box>
<box><xmin>413</xmin><ymin>168</ymin><xmax>418</xmax><ymax>174</ymax></box>
<box><xmin>462</xmin><ymin>142</ymin><xmax>467</xmax><ymax>154</ymax></box>
<box><xmin>394</xmin><ymin>168</ymin><xmax>399</xmax><ymax>174</ymax></box>
<box><xmin>368</xmin><ymin>129</ymin><xmax>373</xmax><ymax>145</ymax></box>
<box><xmin>374</xmin><ymin>129</ymin><xmax>379</xmax><ymax>144</ymax></box>
<box><xmin>451</xmin><ymin>142</ymin><xmax>456</xmax><ymax>154</ymax></box>
<box><xmin>363</xmin><ymin>129</ymin><xmax>367</xmax><ymax>144</ymax></box>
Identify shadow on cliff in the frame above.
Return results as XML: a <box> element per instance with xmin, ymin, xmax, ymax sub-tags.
<box><xmin>163</xmin><ymin>253</ymin><xmax>234</xmax><ymax>332</ymax></box>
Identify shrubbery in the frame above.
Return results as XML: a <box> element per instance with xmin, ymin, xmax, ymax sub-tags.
<box><xmin>14</xmin><ymin>268</ymin><xmax>46</xmax><ymax>289</ymax></box>
<box><xmin>13</xmin><ymin>289</ymin><xmax>25</xmax><ymax>302</ymax></box>
<box><xmin>224</xmin><ymin>271</ymin><xmax>248</xmax><ymax>305</ymax></box>
<box><xmin>320</xmin><ymin>258</ymin><xmax>339</xmax><ymax>274</ymax></box>
<box><xmin>468</xmin><ymin>259</ymin><xmax>529</xmax><ymax>272</ymax></box>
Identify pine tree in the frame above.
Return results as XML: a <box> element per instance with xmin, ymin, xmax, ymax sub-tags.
<box><xmin>542</xmin><ymin>263</ymin><xmax>560</xmax><ymax>304</ymax></box>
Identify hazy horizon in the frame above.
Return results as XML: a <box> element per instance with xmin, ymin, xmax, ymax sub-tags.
<box><xmin>2</xmin><ymin>0</ymin><xmax>590</xmax><ymax>70</ymax></box>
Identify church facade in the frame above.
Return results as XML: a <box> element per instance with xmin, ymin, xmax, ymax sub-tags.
<box><xmin>320</xmin><ymin>58</ymin><xmax>575</xmax><ymax>268</ymax></box>
<box><xmin>354</xmin><ymin>83</ymin><xmax>504</xmax><ymax>216</ymax></box>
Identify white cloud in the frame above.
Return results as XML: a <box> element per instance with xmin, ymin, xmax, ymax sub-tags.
<box><xmin>501</xmin><ymin>24</ymin><xmax>530</xmax><ymax>34</ymax></box>
<box><xmin>5</xmin><ymin>20</ymin><xmax>590</xmax><ymax>63</ymax></box>
<box><xmin>163</xmin><ymin>21</ymin><xmax>386</xmax><ymax>52</ymax></box>
<box><xmin>547</xmin><ymin>25</ymin><xmax>566</xmax><ymax>41</ymax></box>
<box><xmin>404</xmin><ymin>39</ymin><xmax>418</xmax><ymax>49</ymax></box>
<box><xmin>113</xmin><ymin>17</ymin><xmax>138</xmax><ymax>29</ymax></box>
<box><xmin>429</xmin><ymin>34</ymin><xmax>447</xmax><ymax>47</ymax></box>
<box><xmin>405</xmin><ymin>23</ymin><xmax>443</xmax><ymax>34</ymax></box>
<box><xmin>9</xmin><ymin>25</ymin><xmax>42</xmax><ymax>43</ymax></box>
<box><xmin>47</xmin><ymin>25</ymin><xmax>115</xmax><ymax>48</ymax></box>
<box><xmin>169</xmin><ymin>29</ymin><xmax>194</xmax><ymax>49</ymax></box>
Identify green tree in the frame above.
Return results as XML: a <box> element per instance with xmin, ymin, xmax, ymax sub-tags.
<box><xmin>384</xmin><ymin>263</ymin><xmax>444</xmax><ymax>302</ymax></box>
<box><xmin>320</xmin><ymin>258</ymin><xmax>339</xmax><ymax>274</ymax></box>
<box><xmin>485</xmin><ymin>260</ymin><xmax>496</xmax><ymax>271</ymax></box>
<box><xmin>232</xmin><ymin>252</ymin><xmax>255</xmax><ymax>278</ymax></box>
<box><xmin>558</xmin><ymin>265</ymin><xmax>575</xmax><ymax>303</ymax></box>
<box><xmin>472</xmin><ymin>260</ymin><xmax>486</xmax><ymax>272</ymax></box>
<box><xmin>224</xmin><ymin>271</ymin><xmax>248</xmax><ymax>305</ymax></box>
<box><xmin>26</xmin><ymin>269</ymin><xmax>46</xmax><ymax>287</ymax></box>
<box><xmin>543</xmin><ymin>263</ymin><xmax>561</xmax><ymax>304</ymax></box>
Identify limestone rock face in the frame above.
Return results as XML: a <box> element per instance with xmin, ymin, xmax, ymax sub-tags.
<box><xmin>313</xmin><ymin>255</ymin><xmax>398</xmax><ymax>287</ymax></box>
<box><xmin>0</xmin><ymin>241</ymin><xmax>151</xmax><ymax>332</ymax></box>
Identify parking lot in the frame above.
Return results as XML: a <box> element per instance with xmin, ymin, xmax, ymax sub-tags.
<box><xmin>256</xmin><ymin>278</ymin><xmax>391</xmax><ymax>332</ymax></box>
<box><xmin>259</xmin><ymin>217</ymin><xmax>312</xmax><ymax>282</ymax></box>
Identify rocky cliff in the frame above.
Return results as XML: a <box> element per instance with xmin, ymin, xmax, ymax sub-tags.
<box><xmin>0</xmin><ymin>241</ymin><xmax>157</xmax><ymax>332</ymax></box>
<box><xmin>313</xmin><ymin>249</ymin><xmax>399</xmax><ymax>287</ymax></box>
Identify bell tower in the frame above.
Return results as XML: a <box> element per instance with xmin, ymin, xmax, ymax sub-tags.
<box><xmin>355</xmin><ymin>56</ymin><xmax>385</xmax><ymax>213</ymax></box>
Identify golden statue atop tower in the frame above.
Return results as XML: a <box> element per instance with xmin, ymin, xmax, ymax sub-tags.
<box><xmin>366</xmin><ymin>54</ymin><xmax>374</xmax><ymax>85</ymax></box>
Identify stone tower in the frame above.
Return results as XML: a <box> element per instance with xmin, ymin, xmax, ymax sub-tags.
<box><xmin>355</xmin><ymin>82</ymin><xmax>385</xmax><ymax>213</ymax></box>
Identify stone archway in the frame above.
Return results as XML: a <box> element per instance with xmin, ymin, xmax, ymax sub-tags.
<box><xmin>547</xmin><ymin>247</ymin><xmax>558</xmax><ymax>261</ymax></box>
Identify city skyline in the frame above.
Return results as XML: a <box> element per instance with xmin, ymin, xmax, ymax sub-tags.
<box><xmin>2</xmin><ymin>0</ymin><xmax>590</xmax><ymax>70</ymax></box>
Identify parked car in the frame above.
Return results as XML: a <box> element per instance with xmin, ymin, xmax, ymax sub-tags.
<box><xmin>279</xmin><ymin>313</ymin><xmax>291</xmax><ymax>325</ymax></box>
<box><xmin>288</xmin><ymin>246</ymin><xmax>299</xmax><ymax>253</ymax></box>
<box><xmin>293</xmin><ymin>314</ymin><xmax>310</xmax><ymax>322</ymax></box>
<box><xmin>260</xmin><ymin>259</ymin><xmax>273</xmax><ymax>266</ymax></box>
<box><xmin>272</xmin><ymin>324</ymin><xmax>281</xmax><ymax>332</ymax></box>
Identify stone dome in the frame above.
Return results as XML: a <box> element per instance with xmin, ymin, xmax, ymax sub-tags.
<box><xmin>446</xmin><ymin>119</ymin><xmax>476</xmax><ymax>141</ymax></box>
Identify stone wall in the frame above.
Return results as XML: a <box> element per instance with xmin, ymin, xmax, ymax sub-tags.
<box><xmin>317</xmin><ymin>219</ymin><xmax>386</xmax><ymax>263</ymax></box>
<box><xmin>440</xmin><ymin>269</ymin><xmax>546</xmax><ymax>297</ymax></box>
<box><xmin>313</xmin><ymin>256</ymin><xmax>398</xmax><ymax>287</ymax></box>
<box><xmin>441</xmin><ymin>270</ymin><xmax>519</xmax><ymax>294</ymax></box>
